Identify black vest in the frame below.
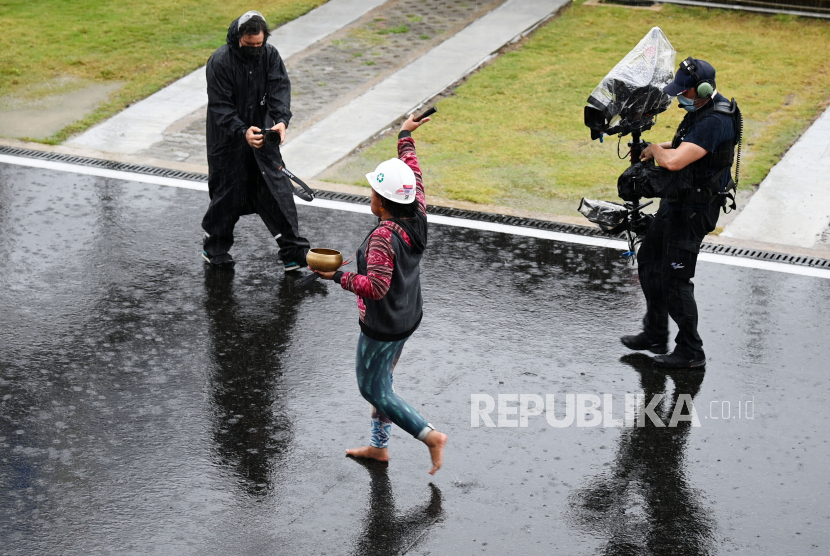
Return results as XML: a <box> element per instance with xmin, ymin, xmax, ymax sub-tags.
<box><xmin>357</xmin><ymin>221</ymin><xmax>424</xmax><ymax>342</ymax></box>
<box><xmin>668</xmin><ymin>97</ymin><xmax>741</xmax><ymax>206</ymax></box>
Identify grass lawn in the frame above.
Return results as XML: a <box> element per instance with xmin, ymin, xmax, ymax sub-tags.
<box><xmin>0</xmin><ymin>0</ymin><xmax>327</xmax><ymax>143</ymax></box>
<box><xmin>323</xmin><ymin>1</ymin><xmax>830</xmax><ymax>216</ymax></box>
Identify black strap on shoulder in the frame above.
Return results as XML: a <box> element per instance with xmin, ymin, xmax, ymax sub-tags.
<box><xmin>713</xmin><ymin>98</ymin><xmax>743</xmax><ymax>188</ymax></box>
<box><xmin>712</xmin><ymin>99</ymin><xmax>736</xmax><ymax>116</ymax></box>
<box><xmin>709</xmin><ymin>98</ymin><xmax>742</xmax><ymax>213</ymax></box>
<box><xmin>279</xmin><ymin>165</ymin><xmax>315</xmax><ymax>202</ymax></box>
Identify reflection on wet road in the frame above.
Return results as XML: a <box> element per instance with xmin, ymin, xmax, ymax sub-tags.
<box><xmin>1</xmin><ymin>163</ymin><xmax>829</xmax><ymax>554</ymax></box>
<box><xmin>350</xmin><ymin>459</ymin><xmax>444</xmax><ymax>556</ymax></box>
<box><xmin>204</xmin><ymin>271</ymin><xmax>297</xmax><ymax>496</ymax></box>
<box><xmin>569</xmin><ymin>355</ymin><xmax>714</xmax><ymax>554</ymax></box>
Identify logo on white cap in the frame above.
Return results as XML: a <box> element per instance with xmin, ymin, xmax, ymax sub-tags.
<box><xmin>366</xmin><ymin>159</ymin><xmax>417</xmax><ymax>205</ymax></box>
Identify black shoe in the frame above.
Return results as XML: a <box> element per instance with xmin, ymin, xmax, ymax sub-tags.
<box><xmin>653</xmin><ymin>352</ymin><xmax>706</xmax><ymax>369</ymax></box>
<box><xmin>620</xmin><ymin>333</ymin><xmax>668</xmax><ymax>354</ymax></box>
<box><xmin>202</xmin><ymin>250</ymin><xmax>235</xmax><ymax>269</ymax></box>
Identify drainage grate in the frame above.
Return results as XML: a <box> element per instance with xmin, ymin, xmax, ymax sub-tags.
<box><xmin>3</xmin><ymin>145</ymin><xmax>829</xmax><ymax>270</ymax></box>
<box><xmin>698</xmin><ymin>243</ymin><xmax>830</xmax><ymax>268</ymax></box>
<box><xmin>0</xmin><ymin>145</ymin><xmax>210</xmax><ymax>182</ymax></box>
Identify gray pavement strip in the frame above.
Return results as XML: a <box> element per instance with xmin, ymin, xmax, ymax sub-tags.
<box><xmin>136</xmin><ymin>0</ymin><xmax>510</xmax><ymax>167</ymax></box>
<box><xmin>3</xmin><ymin>144</ymin><xmax>830</xmax><ymax>277</ymax></box>
<box><xmin>0</xmin><ymin>82</ymin><xmax>123</xmax><ymax>141</ymax></box>
<box><xmin>284</xmin><ymin>0</ymin><xmax>510</xmax><ymax>138</ymax></box>
<box><xmin>724</xmin><ymin>104</ymin><xmax>830</xmax><ymax>249</ymax></box>
<box><xmin>64</xmin><ymin>0</ymin><xmax>387</xmax><ymax>155</ymax></box>
<box><xmin>281</xmin><ymin>0</ymin><xmax>568</xmax><ymax>178</ymax></box>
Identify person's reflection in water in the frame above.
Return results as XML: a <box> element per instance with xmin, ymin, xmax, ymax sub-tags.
<box><xmin>350</xmin><ymin>459</ymin><xmax>444</xmax><ymax>556</ymax></box>
<box><xmin>568</xmin><ymin>354</ymin><xmax>715</xmax><ymax>555</ymax></box>
<box><xmin>203</xmin><ymin>270</ymin><xmax>318</xmax><ymax>496</ymax></box>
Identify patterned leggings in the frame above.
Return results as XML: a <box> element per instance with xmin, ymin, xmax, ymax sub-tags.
<box><xmin>355</xmin><ymin>333</ymin><xmax>432</xmax><ymax>448</ymax></box>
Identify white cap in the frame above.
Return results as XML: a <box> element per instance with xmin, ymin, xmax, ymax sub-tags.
<box><xmin>366</xmin><ymin>158</ymin><xmax>417</xmax><ymax>205</ymax></box>
<box><xmin>238</xmin><ymin>10</ymin><xmax>266</xmax><ymax>31</ymax></box>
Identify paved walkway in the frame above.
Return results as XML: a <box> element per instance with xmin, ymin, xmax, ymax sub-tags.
<box><xmin>135</xmin><ymin>0</ymin><xmax>511</xmax><ymax>166</ymax></box>
<box><xmin>723</xmin><ymin>104</ymin><xmax>830</xmax><ymax>249</ymax></box>
<box><xmin>65</xmin><ymin>0</ymin><xmax>564</xmax><ymax>174</ymax></box>
<box><xmin>65</xmin><ymin>0</ymin><xmax>387</xmax><ymax>156</ymax></box>
<box><xmin>282</xmin><ymin>0</ymin><xmax>566</xmax><ymax>177</ymax></box>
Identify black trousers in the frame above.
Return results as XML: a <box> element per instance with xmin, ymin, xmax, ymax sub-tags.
<box><xmin>636</xmin><ymin>199</ymin><xmax>719</xmax><ymax>359</ymax></box>
<box><xmin>201</xmin><ymin>167</ymin><xmax>309</xmax><ymax>265</ymax></box>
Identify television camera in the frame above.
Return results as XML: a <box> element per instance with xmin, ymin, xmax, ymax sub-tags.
<box><xmin>578</xmin><ymin>27</ymin><xmax>677</xmax><ymax>259</ymax></box>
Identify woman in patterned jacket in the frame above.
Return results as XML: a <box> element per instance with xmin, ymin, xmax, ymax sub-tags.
<box><xmin>314</xmin><ymin>114</ymin><xmax>447</xmax><ymax>474</ymax></box>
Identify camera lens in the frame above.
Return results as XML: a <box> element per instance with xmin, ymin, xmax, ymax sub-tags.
<box><xmin>265</xmin><ymin>130</ymin><xmax>280</xmax><ymax>146</ymax></box>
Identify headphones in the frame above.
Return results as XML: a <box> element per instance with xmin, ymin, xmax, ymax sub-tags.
<box><xmin>680</xmin><ymin>57</ymin><xmax>715</xmax><ymax>98</ymax></box>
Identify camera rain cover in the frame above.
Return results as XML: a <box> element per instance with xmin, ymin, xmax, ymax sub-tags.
<box><xmin>578</xmin><ymin>198</ymin><xmax>629</xmax><ymax>233</ymax></box>
<box><xmin>586</xmin><ymin>27</ymin><xmax>676</xmax><ymax>135</ymax></box>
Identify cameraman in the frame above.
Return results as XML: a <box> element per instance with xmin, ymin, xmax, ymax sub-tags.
<box><xmin>621</xmin><ymin>58</ymin><xmax>738</xmax><ymax>368</ymax></box>
<box><xmin>201</xmin><ymin>10</ymin><xmax>310</xmax><ymax>270</ymax></box>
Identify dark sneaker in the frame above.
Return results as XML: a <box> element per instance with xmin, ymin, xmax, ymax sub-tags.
<box><xmin>653</xmin><ymin>352</ymin><xmax>706</xmax><ymax>369</ymax></box>
<box><xmin>283</xmin><ymin>261</ymin><xmax>302</xmax><ymax>272</ymax></box>
<box><xmin>202</xmin><ymin>251</ymin><xmax>235</xmax><ymax>269</ymax></box>
<box><xmin>621</xmin><ymin>333</ymin><xmax>668</xmax><ymax>354</ymax></box>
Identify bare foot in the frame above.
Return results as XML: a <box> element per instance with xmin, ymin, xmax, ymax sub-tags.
<box><xmin>424</xmin><ymin>430</ymin><xmax>448</xmax><ymax>475</ymax></box>
<box><xmin>345</xmin><ymin>446</ymin><xmax>389</xmax><ymax>462</ymax></box>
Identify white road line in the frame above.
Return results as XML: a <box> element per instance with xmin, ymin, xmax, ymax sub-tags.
<box><xmin>296</xmin><ymin>197</ymin><xmax>372</xmax><ymax>216</ymax></box>
<box><xmin>3</xmin><ymin>154</ymin><xmax>830</xmax><ymax>280</ymax></box>
<box><xmin>697</xmin><ymin>252</ymin><xmax>830</xmax><ymax>280</ymax></box>
<box><xmin>426</xmin><ymin>214</ymin><xmax>629</xmax><ymax>251</ymax></box>
<box><xmin>0</xmin><ymin>154</ymin><xmax>209</xmax><ymax>192</ymax></box>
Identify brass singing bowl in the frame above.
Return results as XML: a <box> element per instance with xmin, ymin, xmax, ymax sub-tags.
<box><xmin>306</xmin><ymin>248</ymin><xmax>343</xmax><ymax>272</ymax></box>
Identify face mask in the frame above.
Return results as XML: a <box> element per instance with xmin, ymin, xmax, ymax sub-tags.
<box><xmin>240</xmin><ymin>45</ymin><xmax>262</xmax><ymax>60</ymax></box>
<box><xmin>677</xmin><ymin>94</ymin><xmax>697</xmax><ymax>113</ymax></box>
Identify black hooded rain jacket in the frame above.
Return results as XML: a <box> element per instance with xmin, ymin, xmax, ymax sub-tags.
<box><xmin>203</xmin><ymin>17</ymin><xmax>304</xmax><ymax>256</ymax></box>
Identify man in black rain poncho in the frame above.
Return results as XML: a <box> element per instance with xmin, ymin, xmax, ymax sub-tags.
<box><xmin>201</xmin><ymin>10</ymin><xmax>310</xmax><ymax>270</ymax></box>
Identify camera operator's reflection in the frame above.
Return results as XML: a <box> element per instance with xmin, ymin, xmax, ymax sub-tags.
<box><xmin>568</xmin><ymin>354</ymin><xmax>714</xmax><ymax>555</ymax></box>
<box><xmin>203</xmin><ymin>269</ymin><xmax>315</xmax><ymax>496</ymax></box>
<box><xmin>350</xmin><ymin>460</ymin><xmax>444</xmax><ymax>556</ymax></box>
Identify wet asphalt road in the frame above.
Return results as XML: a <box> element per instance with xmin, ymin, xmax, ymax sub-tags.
<box><xmin>1</xmin><ymin>162</ymin><xmax>829</xmax><ymax>555</ymax></box>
